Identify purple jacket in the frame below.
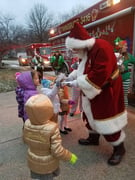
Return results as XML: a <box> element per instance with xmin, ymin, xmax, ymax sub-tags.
<box><xmin>15</xmin><ymin>86</ymin><xmax>24</xmax><ymax>119</ymax></box>
<box><xmin>17</xmin><ymin>71</ymin><xmax>38</xmax><ymax>121</ymax></box>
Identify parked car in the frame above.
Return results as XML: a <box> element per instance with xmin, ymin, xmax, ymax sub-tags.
<box><xmin>18</xmin><ymin>55</ymin><xmax>30</xmax><ymax>66</ymax></box>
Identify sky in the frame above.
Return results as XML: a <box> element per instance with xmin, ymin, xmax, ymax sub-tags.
<box><xmin>0</xmin><ymin>0</ymin><xmax>101</xmax><ymax>25</ymax></box>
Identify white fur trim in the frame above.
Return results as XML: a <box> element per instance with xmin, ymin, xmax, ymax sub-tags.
<box><xmin>66</xmin><ymin>37</ymin><xmax>95</xmax><ymax>50</ymax></box>
<box><xmin>77</xmin><ymin>52</ymin><xmax>87</xmax><ymax>76</ymax></box>
<box><xmin>82</xmin><ymin>96</ymin><xmax>95</xmax><ymax>129</ymax></box>
<box><xmin>94</xmin><ymin>111</ymin><xmax>127</xmax><ymax>134</ymax></box>
<box><xmin>68</xmin><ymin>70</ymin><xmax>77</xmax><ymax>80</ymax></box>
<box><xmin>82</xmin><ymin>96</ymin><xmax>128</xmax><ymax>134</ymax></box>
<box><xmin>110</xmin><ymin>130</ymin><xmax>126</xmax><ymax>146</ymax></box>
<box><xmin>77</xmin><ymin>75</ymin><xmax>101</xmax><ymax>99</ymax></box>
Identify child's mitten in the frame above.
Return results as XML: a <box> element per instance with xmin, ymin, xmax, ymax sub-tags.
<box><xmin>69</xmin><ymin>153</ymin><xmax>78</xmax><ymax>165</ymax></box>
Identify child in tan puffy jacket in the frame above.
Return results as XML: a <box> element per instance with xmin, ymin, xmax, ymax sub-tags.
<box><xmin>23</xmin><ymin>94</ymin><xmax>78</xmax><ymax>180</ymax></box>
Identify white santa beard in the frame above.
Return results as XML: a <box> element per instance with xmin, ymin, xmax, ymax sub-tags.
<box><xmin>76</xmin><ymin>49</ymin><xmax>85</xmax><ymax>59</ymax></box>
<box><xmin>76</xmin><ymin>51</ymin><xmax>95</xmax><ymax>131</ymax></box>
<box><xmin>77</xmin><ymin>51</ymin><xmax>87</xmax><ymax>76</ymax></box>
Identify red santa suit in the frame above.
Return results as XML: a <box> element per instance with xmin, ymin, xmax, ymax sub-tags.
<box><xmin>65</xmin><ymin>22</ymin><xmax>127</xmax><ymax>154</ymax></box>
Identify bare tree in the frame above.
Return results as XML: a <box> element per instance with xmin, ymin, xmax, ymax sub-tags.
<box><xmin>11</xmin><ymin>25</ymin><xmax>28</xmax><ymax>44</ymax></box>
<box><xmin>0</xmin><ymin>15</ymin><xmax>14</xmax><ymax>43</ymax></box>
<box><xmin>0</xmin><ymin>14</ymin><xmax>28</xmax><ymax>67</ymax></box>
<box><xmin>27</xmin><ymin>3</ymin><xmax>53</xmax><ymax>42</ymax></box>
<box><xmin>0</xmin><ymin>15</ymin><xmax>14</xmax><ymax>66</ymax></box>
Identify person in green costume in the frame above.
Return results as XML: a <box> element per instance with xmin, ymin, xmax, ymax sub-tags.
<box><xmin>50</xmin><ymin>51</ymin><xmax>65</xmax><ymax>75</ymax></box>
<box><xmin>114</xmin><ymin>37</ymin><xmax>135</xmax><ymax>107</ymax></box>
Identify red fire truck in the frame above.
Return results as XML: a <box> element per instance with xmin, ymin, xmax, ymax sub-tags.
<box><xmin>25</xmin><ymin>43</ymin><xmax>52</xmax><ymax>70</ymax></box>
<box><xmin>49</xmin><ymin>0</ymin><xmax>135</xmax><ymax>105</ymax></box>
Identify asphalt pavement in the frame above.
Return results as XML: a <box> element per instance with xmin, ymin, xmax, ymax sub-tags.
<box><xmin>0</xmin><ymin>90</ymin><xmax>135</xmax><ymax>180</ymax></box>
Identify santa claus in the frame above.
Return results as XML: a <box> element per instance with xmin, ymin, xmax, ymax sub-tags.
<box><xmin>64</xmin><ymin>22</ymin><xmax>127</xmax><ymax>165</ymax></box>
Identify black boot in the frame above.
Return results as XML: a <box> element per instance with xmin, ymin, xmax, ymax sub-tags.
<box><xmin>78</xmin><ymin>133</ymin><xmax>100</xmax><ymax>145</ymax></box>
<box><xmin>108</xmin><ymin>142</ymin><xmax>126</xmax><ymax>166</ymax></box>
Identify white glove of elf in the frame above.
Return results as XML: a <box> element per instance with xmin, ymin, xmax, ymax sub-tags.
<box><xmin>62</xmin><ymin>80</ymin><xmax>78</xmax><ymax>88</ymax></box>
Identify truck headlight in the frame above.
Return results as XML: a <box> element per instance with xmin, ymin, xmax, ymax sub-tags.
<box><xmin>44</xmin><ymin>60</ymin><xmax>50</xmax><ymax>65</ymax></box>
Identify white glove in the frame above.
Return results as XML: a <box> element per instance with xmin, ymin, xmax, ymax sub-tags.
<box><xmin>62</xmin><ymin>80</ymin><xmax>78</xmax><ymax>88</ymax></box>
<box><xmin>64</xmin><ymin>77</ymin><xmax>71</xmax><ymax>82</ymax></box>
<box><xmin>57</xmin><ymin>73</ymin><xmax>66</xmax><ymax>81</ymax></box>
<box><xmin>48</xmin><ymin>84</ymin><xmax>58</xmax><ymax>99</ymax></box>
<box><xmin>55</xmin><ymin>73</ymin><xmax>67</xmax><ymax>87</ymax></box>
<box><xmin>64</xmin><ymin>75</ymin><xmax>75</xmax><ymax>82</ymax></box>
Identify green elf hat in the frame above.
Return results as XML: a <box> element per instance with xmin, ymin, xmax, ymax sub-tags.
<box><xmin>114</xmin><ymin>37</ymin><xmax>127</xmax><ymax>51</ymax></box>
<box><xmin>114</xmin><ymin>37</ymin><xmax>122</xmax><ymax>46</ymax></box>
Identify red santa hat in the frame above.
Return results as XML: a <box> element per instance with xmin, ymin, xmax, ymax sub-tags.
<box><xmin>65</xmin><ymin>22</ymin><xmax>95</xmax><ymax>50</ymax></box>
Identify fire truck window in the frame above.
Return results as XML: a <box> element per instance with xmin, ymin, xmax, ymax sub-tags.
<box><xmin>40</xmin><ymin>47</ymin><xmax>51</xmax><ymax>55</ymax></box>
<box><xmin>41</xmin><ymin>49</ymin><xmax>46</xmax><ymax>55</ymax></box>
